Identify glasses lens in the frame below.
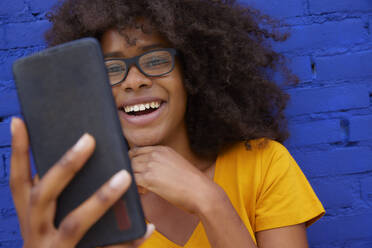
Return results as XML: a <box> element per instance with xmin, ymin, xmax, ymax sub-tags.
<box><xmin>139</xmin><ymin>50</ymin><xmax>173</xmax><ymax>76</ymax></box>
<box><xmin>105</xmin><ymin>60</ymin><xmax>127</xmax><ymax>85</ymax></box>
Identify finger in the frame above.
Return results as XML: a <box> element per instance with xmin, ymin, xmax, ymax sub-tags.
<box><xmin>9</xmin><ymin>117</ymin><xmax>33</xmax><ymax>233</ymax></box>
<box><xmin>137</xmin><ymin>185</ymin><xmax>148</xmax><ymax>195</ymax></box>
<box><xmin>131</xmin><ymin>156</ymin><xmax>155</xmax><ymax>190</ymax></box>
<box><xmin>31</xmin><ymin>134</ymin><xmax>95</xmax><ymax>210</ymax></box>
<box><xmin>132</xmin><ymin>172</ymin><xmax>150</xmax><ymax>190</ymax></box>
<box><xmin>33</xmin><ymin>174</ymin><xmax>40</xmax><ymax>185</ymax></box>
<box><xmin>10</xmin><ymin>117</ymin><xmax>32</xmax><ymax>194</ymax></box>
<box><xmin>56</xmin><ymin>170</ymin><xmax>132</xmax><ymax>247</ymax></box>
<box><xmin>99</xmin><ymin>223</ymin><xmax>156</xmax><ymax>248</ymax></box>
<box><xmin>130</xmin><ymin>156</ymin><xmax>150</xmax><ymax>173</ymax></box>
<box><xmin>131</xmin><ymin>223</ymin><xmax>156</xmax><ymax>246</ymax></box>
<box><xmin>128</xmin><ymin>146</ymin><xmax>159</xmax><ymax>158</ymax></box>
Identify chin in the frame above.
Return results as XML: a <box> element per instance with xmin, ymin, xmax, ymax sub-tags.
<box><xmin>122</xmin><ymin>129</ymin><xmax>163</xmax><ymax>148</ymax></box>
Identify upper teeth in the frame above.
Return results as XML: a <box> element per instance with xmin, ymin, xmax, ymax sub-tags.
<box><xmin>124</xmin><ymin>101</ymin><xmax>161</xmax><ymax>113</ymax></box>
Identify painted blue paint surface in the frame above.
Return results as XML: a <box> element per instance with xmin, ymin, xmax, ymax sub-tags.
<box><xmin>0</xmin><ymin>0</ymin><xmax>372</xmax><ymax>247</ymax></box>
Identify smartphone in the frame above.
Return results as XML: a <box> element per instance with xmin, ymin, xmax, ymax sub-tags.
<box><xmin>12</xmin><ymin>38</ymin><xmax>146</xmax><ymax>248</ymax></box>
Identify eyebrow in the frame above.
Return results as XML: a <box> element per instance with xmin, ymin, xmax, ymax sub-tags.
<box><xmin>140</xmin><ymin>44</ymin><xmax>163</xmax><ymax>51</ymax></box>
<box><xmin>103</xmin><ymin>44</ymin><xmax>164</xmax><ymax>59</ymax></box>
<box><xmin>103</xmin><ymin>52</ymin><xmax>124</xmax><ymax>59</ymax></box>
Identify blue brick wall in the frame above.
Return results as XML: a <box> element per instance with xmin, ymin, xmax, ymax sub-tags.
<box><xmin>243</xmin><ymin>0</ymin><xmax>372</xmax><ymax>247</ymax></box>
<box><xmin>0</xmin><ymin>0</ymin><xmax>371</xmax><ymax>247</ymax></box>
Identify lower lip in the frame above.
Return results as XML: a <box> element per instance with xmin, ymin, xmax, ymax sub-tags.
<box><xmin>118</xmin><ymin>103</ymin><xmax>166</xmax><ymax>126</ymax></box>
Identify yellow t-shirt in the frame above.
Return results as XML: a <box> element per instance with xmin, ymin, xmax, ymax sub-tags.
<box><xmin>140</xmin><ymin>139</ymin><xmax>325</xmax><ymax>247</ymax></box>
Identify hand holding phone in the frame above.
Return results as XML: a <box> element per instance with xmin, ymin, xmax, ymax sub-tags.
<box><xmin>10</xmin><ymin>117</ymin><xmax>154</xmax><ymax>248</ymax></box>
<box><xmin>11</xmin><ymin>38</ymin><xmax>146</xmax><ymax>247</ymax></box>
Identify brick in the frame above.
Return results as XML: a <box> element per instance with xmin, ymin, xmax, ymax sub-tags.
<box><xmin>349</xmin><ymin>115</ymin><xmax>372</xmax><ymax>141</ymax></box>
<box><xmin>274</xmin><ymin>19</ymin><xmax>365</xmax><ymax>52</ymax></box>
<box><xmin>316</xmin><ymin>51</ymin><xmax>372</xmax><ymax>81</ymax></box>
<box><xmin>241</xmin><ymin>0</ymin><xmax>305</xmax><ymax>18</ymax></box>
<box><xmin>0</xmin><ymin>53</ymin><xmax>23</xmax><ymax>81</ymax></box>
<box><xmin>308</xmin><ymin>244</ymin><xmax>334</xmax><ymax>248</ymax></box>
<box><xmin>0</xmin><ymin>186</ymin><xmax>15</xmax><ymax>215</ymax></box>
<box><xmin>344</xmin><ymin>240</ymin><xmax>372</xmax><ymax>248</ymax></box>
<box><xmin>0</xmin><ymin>0</ymin><xmax>25</xmax><ymax>16</ymax></box>
<box><xmin>285</xmin><ymin>119</ymin><xmax>342</xmax><ymax>147</ymax></box>
<box><xmin>361</xmin><ymin>177</ymin><xmax>372</xmax><ymax>205</ymax></box>
<box><xmin>29</xmin><ymin>0</ymin><xmax>59</xmax><ymax>14</ymax></box>
<box><xmin>0</xmin><ymin>207</ymin><xmax>17</xmax><ymax>219</ymax></box>
<box><xmin>2</xmin><ymin>152</ymin><xmax>11</xmax><ymax>181</ymax></box>
<box><xmin>2</xmin><ymin>21</ymin><xmax>50</xmax><ymax>49</ymax></box>
<box><xmin>272</xmin><ymin>56</ymin><xmax>312</xmax><ymax>85</ymax></box>
<box><xmin>0</xmin><ymin>155</ymin><xmax>4</xmax><ymax>179</ymax></box>
<box><xmin>0</xmin><ymin>149</ymin><xmax>36</xmax><ymax>180</ymax></box>
<box><xmin>310</xmin><ymin>179</ymin><xmax>354</xmax><ymax>209</ymax></box>
<box><xmin>0</xmin><ymin>91</ymin><xmax>20</xmax><ymax>117</ymax></box>
<box><xmin>0</xmin><ymin>122</ymin><xmax>11</xmax><ymax>147</ymax></box>
<box><xmin>0</xmin><ymin>49</ymin><xmax>42</xmax><ymax>81</ymax></box>
<box><xmin>309</xmin><ymin>0</ymin><xmax>372</xmax><ymax>14</ymax></box>
<box><xmin>286</xmin><ymin>85</ymin><xmax>370</xmax><ymax>116</ymax></box>
<box><xmin>0</xmin><ymin>163</ymin><xmax>25</xmax><ymax>244</ymax></box>
<box><xmin>280</xmin><ymin>56</ymin><xmax>313</xmax><ymax>84</ymax></box>
<box><xmin>287</xmin><ymin>56</ymin><xmax>312</xmax><ymax>83</ymax></box>
<box><xmin>0</xmin><ymin>240</ymin><xmax>23</xmax><ymax>248</ymax></box>
<box><xmin>311</xmin><ymin>180</ymin><xmax>354</xmax><ymax>209</ymax></box>
<box><xmin>292</xmin><ymin>147</ymin><xmax>372</xmax><ymax>177</ymax></box>
<box><xmin>0</xmin><ymin>25</ymin><xmax>5</xmax><ymax>49</ymax></box>
<box><xmin>307</xmin><ymin>213</ymin><xmax>372</xmax><ymax>244</ymax></box>
<box><xmin>0</xmin><ymin>216</ymin><xmax>21</xmax><ymax>242</ymax></box>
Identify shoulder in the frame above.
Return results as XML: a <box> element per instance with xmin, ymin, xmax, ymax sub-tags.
<box><xmin>217</xmin><ymin>139</ymin><xmax>325</xmax><ymax>231</ymax></box>
<box><xmin>219</xmin><ymin>138</ymin><xmax>290</xmax><ymax>164</ymax></box>
<box><xmin>217</xmin><ymin>138</ymin><xmax>296</xmax><ymax>181</ymax></box>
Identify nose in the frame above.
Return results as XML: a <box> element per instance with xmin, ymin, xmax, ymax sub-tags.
<box><xmin>119</xmin><ymin>66</ymin><xmax>152</xmax><ymax>92</ymax></box>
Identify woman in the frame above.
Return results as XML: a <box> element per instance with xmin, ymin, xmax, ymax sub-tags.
<box><xmin>10</xmin><ymin>0</ymin><xmax>325</xmax><ymax>247</ymax></box>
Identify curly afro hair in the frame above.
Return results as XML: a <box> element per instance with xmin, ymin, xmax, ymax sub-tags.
<box><xmin>45</xmin><ymin>0</ymin><xmax>294</xmax><ymax>158</ymax></box>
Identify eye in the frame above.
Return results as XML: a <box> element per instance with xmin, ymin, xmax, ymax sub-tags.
<box><xmin>106</xmin><ymin>63</ymin><xmax>125</xmax><ymax>75</ymax></box>
<box><xmin>141</xmin><ymin>55</ymin><xmax>171</xmax><ymax>69</ymax></box>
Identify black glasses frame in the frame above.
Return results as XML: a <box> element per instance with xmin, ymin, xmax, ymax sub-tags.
<box><xmin>105</xmin><ymin>48</ymin><xmax>178</xmax><ymax>87</ymax></box>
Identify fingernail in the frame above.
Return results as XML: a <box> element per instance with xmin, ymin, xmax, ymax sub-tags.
<box><xmin>145</xmin><ymin>223</ymin><xmax>155</xmax><ymax>239</ymax></box>
<box><xmin>72</xmin><ymin>133</ymin><xmax>91</xmax><ymax>152</ymax></box>
<box><xmin>109</xmin><ymin>170</ymin><xmax>130</xmax><ymax>190</ymax></box>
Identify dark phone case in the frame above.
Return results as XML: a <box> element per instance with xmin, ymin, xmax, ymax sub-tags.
<box><xmin>12</xmin><ymin>38</ymin><xmax>146</xmax><ymax>248</ymax></box>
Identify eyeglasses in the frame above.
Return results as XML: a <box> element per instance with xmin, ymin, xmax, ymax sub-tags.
<box><xmin>104</xmin><ymin>48</ymin><xmax>178</xmax><ymax>87</ymax></box>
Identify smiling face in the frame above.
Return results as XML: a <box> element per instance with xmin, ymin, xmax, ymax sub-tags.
<box><xmin>101</xmin><ymin>28</ymin><xmax>188</xmax><ymax>148</ymax></box>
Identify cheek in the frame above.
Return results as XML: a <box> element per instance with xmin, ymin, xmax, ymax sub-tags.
<box><xmin>170</xmin><ymin>67</ymin><xmax>187</xmax><ymax>105</ymax></box>
<box><xmin>168</xmin><ymin>79</ymin><xmax>187</xmax><ymax>113</ymax></box>
<box><xmin>170</xmin><ymin>87</ymin><xmax>187</xmax><ymax>131</ymax></box>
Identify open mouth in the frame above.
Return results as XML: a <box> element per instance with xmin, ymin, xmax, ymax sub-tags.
<box><xmin>119</xmin><ymin>100</ymin><xmax>163</xmax><ymax>116</ymax></box>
